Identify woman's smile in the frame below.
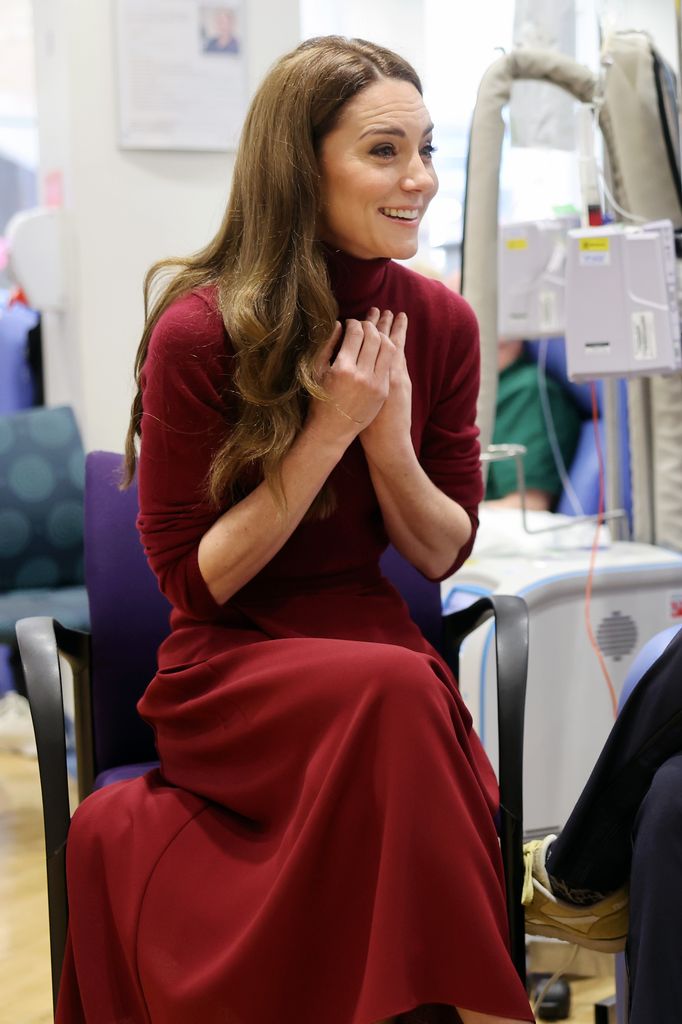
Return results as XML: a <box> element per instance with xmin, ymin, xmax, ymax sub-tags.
<box><xmin>317</xmin><ymin>78</ymin><xmax>438</xmax><ymax>261</ymax></box>
<box><xmin>378</xmin><ymin>206</ymin><xmax>421</xmax><ymax>223</ymax></box>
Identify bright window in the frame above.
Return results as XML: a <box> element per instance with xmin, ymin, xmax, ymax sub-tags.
<box><xmin>0</xmin><ymin>0</ymin><xmax>39</xmax><ymax>287</ymax></box>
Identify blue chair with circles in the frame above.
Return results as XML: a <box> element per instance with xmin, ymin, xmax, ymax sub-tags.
<box><xmin>0</xmin><ymin>405</ymin><xmax>90</xmax><ymax>696</ymax></box>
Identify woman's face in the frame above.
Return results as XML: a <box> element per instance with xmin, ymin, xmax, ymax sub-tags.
<box><xmin>317</xmin><ymin>78</ymin><xmax>438</xmax><ymax>261</ymax></box>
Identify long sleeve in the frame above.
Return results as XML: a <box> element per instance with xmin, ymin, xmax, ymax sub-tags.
<box><xmin>136</xmin><ymin>289</ymin><xmax>232</xmax><ymax>619</ymax></box>
<box><xmin>415</xmin><ymin>285</ymin><xmax>483</xmax><ymax>578</ymax></box>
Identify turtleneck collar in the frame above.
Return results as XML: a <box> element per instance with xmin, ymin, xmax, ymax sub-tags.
<box><xmin>322</xmin><ymin>244</ymin><xmax>391</xmax><ymax>317</ymax></box>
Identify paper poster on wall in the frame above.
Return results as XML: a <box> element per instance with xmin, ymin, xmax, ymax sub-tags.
<box><xmin>114</xmin><ymin>0</ymin><xmax>247</xmax><ymax>151</ymax></box>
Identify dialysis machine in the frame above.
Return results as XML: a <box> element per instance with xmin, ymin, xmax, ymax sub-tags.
<box><xmin>459</xmin><ymin>32</ymin><xmax>682</xmax><ymax>837</ymax></box>
<box><xmin>444</xmin><ymin>542</ymin><xmax>682</xmax><ymax>835</ymax></box>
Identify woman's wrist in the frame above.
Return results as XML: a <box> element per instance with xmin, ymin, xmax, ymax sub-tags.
<box><xmin>299</xmin><ymin>415</ymin><xmax>357</xmax><ymax>461</ymax></box>
<box><xmin>360</xmin><ymin>431</ymin><xmax>416</xmax><ymax>473</ymax></box>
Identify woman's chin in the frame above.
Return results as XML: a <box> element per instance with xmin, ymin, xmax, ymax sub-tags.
<box><xmin>385</xmin><ymin>241</ymin><xmax>419</xmax><ymax>261</ymax></box>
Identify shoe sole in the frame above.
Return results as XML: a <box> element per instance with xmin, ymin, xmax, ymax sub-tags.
<box><xmin>526</xmin><ymin>920</ymin><xmax>627</xmax><ymax>953</ymax></box>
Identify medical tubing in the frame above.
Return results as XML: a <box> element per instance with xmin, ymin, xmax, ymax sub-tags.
<box><xmin>597</xmin><ymin>167</ymin><xmax>648</xmax><ymax>223</ymax></box>
<box><xmin>530</xmin><ymin>944</ymin><xmax>579</xmax><ymax>1016</ymax></box>
<box><xmin>536</xmin><ymin>340</ymin><xmax>585</xmax><ymax>516</ymax></box>
<box><xmin>584</xmin><ymin>384</ymin><xmax>619</xmax><ymax>720</ymax></box>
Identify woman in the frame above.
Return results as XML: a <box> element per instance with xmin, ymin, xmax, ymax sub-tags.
<box><xmin>60</xmin><ymin>37</ymin><xmax>534</xmax><ymax>1024</ymax></box>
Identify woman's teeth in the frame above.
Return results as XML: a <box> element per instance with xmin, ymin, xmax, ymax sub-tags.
<box><xmin>380</xmin><ymin>208</ymin><xmax>418</xmax><ymax>220</ymax></box>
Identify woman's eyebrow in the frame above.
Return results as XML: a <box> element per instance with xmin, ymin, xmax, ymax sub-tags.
<box><xmin>359</xmin><ymin>122</ymin><xmax>435</xmax><ymax>140</ymax></box>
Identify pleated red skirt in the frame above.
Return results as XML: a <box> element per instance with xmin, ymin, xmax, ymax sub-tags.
<box><xmin>57</xmin><ymin>584</ymin><xmax>533</xmax><ymax>1023</ymax></box>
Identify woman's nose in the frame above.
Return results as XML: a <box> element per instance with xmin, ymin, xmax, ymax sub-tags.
<box><xmin>401</xmin><ymin>153</ymin><xmax>435</xmax><ymax>192</ymax></box>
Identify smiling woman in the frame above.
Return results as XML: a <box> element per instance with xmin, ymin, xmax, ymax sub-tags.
<box><xmin>317</xmin><ymin>78</ymin><xmax>438</xmax><ymax>261</ymax></box>
<box><xmin>57</xmin><ymin>35</ymin><xmax>533</xmax><ymax>1024</ymax></box>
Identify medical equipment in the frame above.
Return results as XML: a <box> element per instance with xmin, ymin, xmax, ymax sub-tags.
<box><xmin>565</xmin><ymin>219</ymin><xmax>682</xmax><ymax>380</ymax></box>
<box><xmin>498</xmin><ymin>217</ymin><xmax>578</xmax><ymax>339</ymax></box>
<box><xmin>444</xmin><ymin>541</ymin><xmax>682</xmax><ymax>834</ymax></box>
<box><xmin>459</xmin><ymin>29</ymin><xmax>682</xmax><ymax>838</ymax></box>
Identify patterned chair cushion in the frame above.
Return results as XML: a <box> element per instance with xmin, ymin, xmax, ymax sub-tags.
<box><xmin>0</xmin><ymin>405</ymin><xmax>85</xmax><ymax>592</ymax></box>
<box><xmin>0</xmin><ymin>584</ymin><xmax>89</xmax><ymax>644</ymax></box>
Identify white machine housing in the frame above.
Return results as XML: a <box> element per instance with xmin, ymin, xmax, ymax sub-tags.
<box><xmin>498</xmin><ymin>217</ymin><xmax>578</xmax><ymax>339</ymax></box>
<box><xmin>443</xmin><ymin>542</ymin><xmax>682</xmax><ymax>835</ymax></box>
<box><xmin>565</xmin><ymin>220</ymin><xmax>682</xmax><ymax>380</ymax></box>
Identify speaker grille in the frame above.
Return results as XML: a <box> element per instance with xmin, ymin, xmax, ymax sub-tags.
<box><xmin>596</xmin><ymin>611</ymin><xmax>638</xmax><ymax>661</ymax></box>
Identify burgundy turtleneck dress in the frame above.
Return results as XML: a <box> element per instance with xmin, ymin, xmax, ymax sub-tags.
<box><xmin>58</xmin><ymin>250</ymin><xmax>533</xmax><ymax>1024</ymax></box>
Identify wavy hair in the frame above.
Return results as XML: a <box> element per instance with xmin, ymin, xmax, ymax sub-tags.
<box><xmin>123</xmin><ymin>36</ymin><xmax>422</xmax><ymax>515</ymax></box>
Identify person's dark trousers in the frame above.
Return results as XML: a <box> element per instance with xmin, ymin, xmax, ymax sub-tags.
<box><xmin>626</xmin><ymin>752</ymin><xmax>682</xmax><ymax>1023</ymax></box>
<box><xmin>544</xmin><ymin>627</ymin><xmax>682</xmax><ymax>1022</ymax></box>
<box><xmin>546</xmin><ymin>626</ymin><xmax>682</xmax><ymax>895</ymax></box>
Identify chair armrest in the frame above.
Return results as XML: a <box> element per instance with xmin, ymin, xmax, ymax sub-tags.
<box><xmin>442</xmin><ymin>594</ymin><xmax>529</xmax><ymax>985</ymax></box>
<box><xmin>15</xmin><ymin>615</ymin><xmax>91</xmax><ymax>1012</ymax></box>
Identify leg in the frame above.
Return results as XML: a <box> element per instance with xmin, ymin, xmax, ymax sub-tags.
<box><xmin>628</xmin><ymin>752</ymin><xmax>682</xmax><ymax>1024</ymax></box>
<box><xmin>139</xmin><ymin>639</ymin><xmax>533</xmax><ymax>1022</ymax></box>
<box><xmin>524</xmin><ymin>628</ymin><xmax>682</xmax><ymax>951</ymax></box>
<box><xmin>547</xmin><ymin>627</ymin><xmax>682</xmax><ymax>894</ymax></box>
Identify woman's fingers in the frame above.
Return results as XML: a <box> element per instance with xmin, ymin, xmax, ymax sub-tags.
<box><xmin>336</xmin><ymin>316</ymin><xmax>396</xmax><ymax>379</ymax></box>
<box><xmin>338</xmin><ymin>319</ymin><xmax>365</xmax><ymax>363</ymax></box>
<box><xmin>315</xmin><ymin>321</ymin><xmax>343</xmax><ymax>377</ymax></box>
<box><xmin>374</xmin><ymin>332</ymin><xmax>396</xmax><ymax>380</ymax></box>
<box><xmin>390</xmin><ymin>312</ymin><xmax>408</xmax><ymax>355</ymax></box>
<box><xmin>355</xmin><ymin>320</ymin><xmax>383</xmax><ymax>374</ymax></box>
<box><xmin>377</xmin><ymin>309</ymin><xmax>395</xmax><ymax>336</ymax></box>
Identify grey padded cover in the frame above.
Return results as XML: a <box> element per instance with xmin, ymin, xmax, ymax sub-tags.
<box><xmin>599</xmin><ymin>31</ymin><xmax>682</xmax><ymax>229</ymax></box>
<box><xmin>599</xmin><ymin>32</ymin><xmax>682</xmax><ymax>548</ymax></box>
<box><xmin>462</xmin><ymin>36</ymin><xmax>682</xmax><ymax>548</ymax></box>
<box><xmin>461</xmin><ymin>49</ymin><xmax>596</xmax><ymax>457</ymax></box>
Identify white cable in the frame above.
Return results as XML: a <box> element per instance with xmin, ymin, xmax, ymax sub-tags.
<box><xmin>530</xmin><ymin>944</ymin><xmax>580</xmax><ymax>1015</ymax></box>
<box><xmin>536</xmin><ymin>340</ymin><xmax>586</xmax><ymax>516</ymax></box>
<box><xmin>597</xmin><ymin>168</ymin><xmax>648</xmax><ymax>223</ymax></box>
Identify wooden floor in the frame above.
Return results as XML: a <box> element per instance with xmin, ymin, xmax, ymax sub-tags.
<box><xmin>1</xmin><ymin>752</ymin><xmax>53</xmax><ymax>1024</ymax></box>
<box><xmin>0</xmin><ymin>750</ymin><xmax>615</xmax><ymax>1024</ymax></box>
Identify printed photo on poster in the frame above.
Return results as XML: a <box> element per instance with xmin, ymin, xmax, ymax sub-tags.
<box><xmin>199</xmin><ymin>6</ymin><xmax>241</xmax><ymax>55</ymax></box>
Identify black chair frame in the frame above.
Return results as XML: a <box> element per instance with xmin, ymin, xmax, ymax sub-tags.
<box><xmin>17</xmin><ymin>593</ymin><xmax>529</xmax><ymax>1015</ymax></box>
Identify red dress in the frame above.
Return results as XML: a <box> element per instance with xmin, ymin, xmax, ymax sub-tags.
<box><xmin>58</xmin><ymin>250</ymin><xmax>533</xmax><ymax>1023</ymax></box>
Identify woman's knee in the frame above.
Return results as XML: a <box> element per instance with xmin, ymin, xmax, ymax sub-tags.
<box><xmin>359</xmin><ymin>643</ymin><xmax>447</xmax><ymax>707</ymax></box>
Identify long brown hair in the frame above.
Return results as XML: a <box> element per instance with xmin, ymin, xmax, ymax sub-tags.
<box><xmin>123</xmin><ymin>36</ymin><xmax>422</xmax><ymax>514</ymax></box>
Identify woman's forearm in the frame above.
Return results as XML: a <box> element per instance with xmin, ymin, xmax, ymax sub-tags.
<box><xmin>198</xmin><ymin>317</ymin><xmax>396</xmax><ymax>605</ymax></box>
<box><xmin>364</xmin><ymin>443</ymin><xmax>472</xmax><ymax>579</ymax></box>
<box><xmin>198</xmin><ymin>426</ymin><xmax>348</xmax><ymax>604</ymax></box>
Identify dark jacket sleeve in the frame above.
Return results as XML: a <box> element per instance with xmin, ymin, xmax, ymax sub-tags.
<box><xmin>136</xmin><ymin>291</ymin><xmax>232</xmax><ymax>619</ymax></box>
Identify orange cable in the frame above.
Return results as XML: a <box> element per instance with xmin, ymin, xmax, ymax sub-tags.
<box><xmin>583</xmin><ymin>383</ymin><xmax>618</xmax><ymax>719</ymax></box>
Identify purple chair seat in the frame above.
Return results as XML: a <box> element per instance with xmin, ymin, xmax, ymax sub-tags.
<box><xmin>94</xmin><ymin>761</ymin><xmax>161</xmax><ymax>789</ymax></box>
<box><xmin>79</xmin><ymin>452</ymin><xmax>171</xmax><ymax>790</ymax></box>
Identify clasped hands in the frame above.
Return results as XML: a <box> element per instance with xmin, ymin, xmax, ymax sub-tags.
<box><xmin>309</xmin><ymin>308</ymin><xmax>413</xmax><ymax>458</ymax></box>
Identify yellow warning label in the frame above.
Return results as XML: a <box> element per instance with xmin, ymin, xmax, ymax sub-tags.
<box><xmin>579</xmin><ymin>238</ymin><xmax>610</xmax><ymax>252</ymax></box>
<box><xmin>505</xmin><ymin>239</ymin><xmax>528</xmax><ymax>250</ymax></box>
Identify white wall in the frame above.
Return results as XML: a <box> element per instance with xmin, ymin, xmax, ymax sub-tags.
<box><xmin>599</xmin><ymin>0</ymin><xmax>679</xmax><ymax>72</ymax></box>
<box><xmin>31</xmin><ymin>0</ymin><xmax>301</xmax><ymax>452</ymax></box>
<box><xmin>301</xmin><ymin>0</ymin><xmax>425</xmax><ymax>74</ymax></box>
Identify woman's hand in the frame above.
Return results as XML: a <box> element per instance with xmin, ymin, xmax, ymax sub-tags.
<box><xmin>306</xmin><ymin>319</ymin><xmax>395</xmax><ymax>448</ymax></box>
<box><xmin>359</xmin><ymin>308</ymin><xmax>413</xmax><ymax>464</ymax></box>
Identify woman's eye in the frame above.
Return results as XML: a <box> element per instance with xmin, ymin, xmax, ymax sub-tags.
<box><xmin>371</xmin><ymin>144</ymin><xmax>396</xmax><ymax>159</ymax></box>
<box><xmin>421</xmin><ymin>143</ymin><xmax>437</xmax><ymax>159</ymax></box>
